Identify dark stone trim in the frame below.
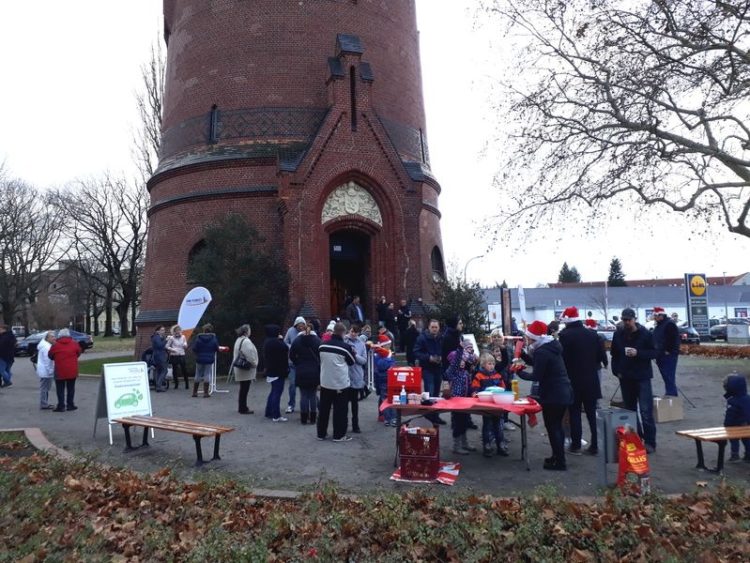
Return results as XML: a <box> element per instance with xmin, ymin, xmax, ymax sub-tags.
<box><xmin>135</xmin><ymin>309</ymin><xmax>179</xmax><ymax>324</ymax></box>
<box><xmin>337</xmin><ymin>34</ymin><xmax>364</xmax><ymax>55</ymax></box>
<box><xmin>403</xmin><ymin>161</ymin><xmax>441</xmax><ymax>193</ymax></box>
<box><xmin>359</xmin><ymin>62</ymin><xmax>374</xmax><ymax>82</ymax></box>
<box><xmin>149</xmin><ymin>186</ymin><xmax>278</xmax><ymax>216</ymax></box>
<box><xmin>422</xmin><ymin>202</ymin><xmax>442</xmax><ymax>219</ymax></box>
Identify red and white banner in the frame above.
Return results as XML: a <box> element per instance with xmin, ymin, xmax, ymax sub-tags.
<box><xmin>390</xmin><ymin>462</ymin><xmax>461</xmax><ymax>486</ymax></box>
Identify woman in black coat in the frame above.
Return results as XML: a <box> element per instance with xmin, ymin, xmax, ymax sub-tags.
<box><xmin>289</xmin><ymin>324</ymin><xmax>322</xmax><ymax>425</ymax></box>
<box><xmin>517</xmin><ymin>320</ymin><xmax>574</xmax><ymax>471</ymax></box>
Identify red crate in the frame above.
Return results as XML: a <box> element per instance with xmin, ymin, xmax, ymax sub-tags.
<box><xmin>399</xmin><ymin>426</ymin><xmax>439</xmax><ymax>457</ymax></box>
<box><xmin>400</xmin><ymin>456</ymin><xmax>440</xmax><ymax>481</ymax></box>
<box><xmin>387</xmin><ymin>366</ymin><xmax>422</xmax><ymax>400</ymax></box>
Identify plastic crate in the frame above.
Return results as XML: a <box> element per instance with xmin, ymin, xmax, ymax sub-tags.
<box><xmin>400</xmin><ymin>456</ymin><xmax>440</xmax><ymax>481</ymax></box>
<box><xmin>387</xmin><ymin>366</ymin><xmax>422</xmax><ymax>400</ymax></box>
<box><xmin>399</xmin><ymin>426</ymin><xmax>439</xmax><ymax>457</ymax></box>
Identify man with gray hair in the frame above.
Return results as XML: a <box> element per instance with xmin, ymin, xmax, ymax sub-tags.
<box><xmin>36</xmin><ymin>331</ymin><xmax>56</xmax><ymax>409</ymax></box>
<box><xmin>48</xmin><ymin>328</ymin><xmax>82</xmax><ymax>412</ymax></box>
<box><xmin>317</xmin><ymin>322</ymin><xmax>355</xmax><ymax>441</ymax></box>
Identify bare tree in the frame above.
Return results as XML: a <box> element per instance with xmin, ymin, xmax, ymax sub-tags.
<box><xmin>55</xmin><ymin>175</ymin><xmax>148</xmax><ymax>337</ymax></box>
<box><xmin>483</xmin><ymin>0</ymin><xmax>750</xmax><ymax>238</ymax></box>
<box><xmin>0</xmin><ymin>169</ymin><xmax>66</xmax><ymax>325</ymax></box>
<box><xmin>133</xmin><ymin>39</ymin><xmax>165</xmax><ymax>182</ymax></box>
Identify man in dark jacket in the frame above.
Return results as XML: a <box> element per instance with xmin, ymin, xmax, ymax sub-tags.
<box><xmin>376</xmin><ymin>296</ymin><xmax>389</xmax><ymax>328</ymax></box>
<box><xmin>611</xmin><ymin>308</ymin><xmax>658</xmax><ymax>453</ymax></box>
<box><xmin>652</xmin><ymin>306</ymin><xmax>680</xmax><ymax>397</ymax></box>
<box><xmin>559</xmin><ymin>307</ymin><xmax>607</xmax><ymax>455</ymax></box>
<box><xmin>414</xmin><ymin>319</ymin><xmax>446</xmax><ymax>424</ymax></box>
<box><xmin>0</xmin><ymin>324</ymin><xmax>17</xmax><ymax>387</ymax></box>
<box><xmin>396</xmin><ymin>299</ymin><xmax>412</xmax><ymax>352</ymax></box>
<box><xmin>344</xmin><ymin>295</ymin><xmax>365</xmax><ymax>324</ymax></box>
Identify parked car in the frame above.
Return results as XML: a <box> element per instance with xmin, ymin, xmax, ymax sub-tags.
<box><xmin>709</xmin><ymin>324</ymin><xmax>728</xmax><ymax>341</ymax></box>
<box><xmin>15</xmin><ymin>329</ymin><xmax>94</xmax><ymax>356</ymax></box>
<box><xmin>596</xmin><ymin>320</ymin><xmax>617</xmax><ymax>342</ymax></box>
<box><xmin>678</xmin><ymin>325</ymin><xmax>701</xmax><ymax>345</ymax></box>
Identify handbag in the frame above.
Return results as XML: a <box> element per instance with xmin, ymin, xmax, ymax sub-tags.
<box><xmin>233</xmin><ymin>338</ymin><xmax>253</xmax><ymax>370</ymax></box>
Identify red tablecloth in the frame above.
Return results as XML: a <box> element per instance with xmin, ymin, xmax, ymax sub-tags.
<box><xmin>379</xmin><ymin>396</ymin><xmax>542</xmax><ymax>416</ymax></box>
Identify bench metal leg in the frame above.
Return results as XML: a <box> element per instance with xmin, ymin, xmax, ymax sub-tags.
<box><xmin>521</xmin><ymin>415</ymin><xmax>530</xmax><ymax>471</ymax></box>
<box><xmin>695</xmin><ymin>439</ymin><xmax>707</xmax><ymax>470</ymax></box>
<box><xmin>123</xmin><ymin>424</ymin><xmax>134</xmax><ymax>451</ymax></box>
<box><xmin>142</xmin><ymin>427</ymin><xmax>150</xmax><ymax>447</ymax></box>
<box><xmin>716</xmin><ymin>440</ymin><xmax>727</xmax><ymax>473</ymax></box>
<box><xmin>193</xmin><ymin>435</ymin><xmax>205</xmax><ymax>466</ymax></box>
<box><xmin>212</xmin><ymin>435</ymin><xmax>222</xmax><ymax>461</ymax></box>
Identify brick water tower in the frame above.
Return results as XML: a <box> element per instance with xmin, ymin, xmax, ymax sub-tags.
<box><xmin>136</xmin><ymin>0</ymin><xmax>445</xmax><ymax>342</ymax></box>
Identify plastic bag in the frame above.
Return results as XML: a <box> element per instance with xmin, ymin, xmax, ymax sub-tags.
<box><xmin>616</xmin><ymin>426</ymin><xmax>650</xmax><ymax>495</ymax></box>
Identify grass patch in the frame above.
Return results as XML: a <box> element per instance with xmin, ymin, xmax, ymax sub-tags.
<box><xmin>78</xmin><ymin>355</ymin><xmax>134</xmax><ymax>376</ymax></box>
<box><xmin>91</xmin><ymin>335</ymin><xmax>136</xmax><ymax>353</ymax></box>
<box><xmin>0</xmin><ymin>431</ymin><xmax>26</xmax><ymax>445</ymax></box>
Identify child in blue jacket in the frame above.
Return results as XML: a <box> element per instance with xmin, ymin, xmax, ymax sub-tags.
<box><xmin>724</xmin><ymin>374</ymin><xmax>750</xmax><ymax>462</ymax></box>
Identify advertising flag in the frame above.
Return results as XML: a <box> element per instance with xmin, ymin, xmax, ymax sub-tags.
<box><xmin>177</xmin><ymin>287</ymin><xmax>212</xmax><ymax>340</ymax></box>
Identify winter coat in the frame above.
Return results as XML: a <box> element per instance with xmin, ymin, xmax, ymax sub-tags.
<box><xmin>151</xmin><ymin>333</ymin><xmax>168</xmax><ymax>365</ymax></box>
<box><xmin>441</xmin><ymin>326</ymin><xmax>462</xmax><ymax>370</ymax></box>
<box><xmin>233</xmin><ymin>336</ymin><xmax>258</xmax><ymax>382</ymax></box>
<box><xmin>558</xmin><ymin>321</ymin><xmax>604</xmax><ymax>402</ymax></box>
<box><xmin>319</xmin><ymin>334</ymin><xmax>354</xmax><ymax>390</ymax></box>
<box><xmin>289</xmin><ymin>333</ymin><xmax>322</xmax><ymax>389</ymax></box>
<box><xmin>345</xmin><ymin>302</ymin><xmax>365</xmax><ymax>323</ymax></box>
<box><xmin>517</xmin><ymin>340</ymin><xmax>573</xmax><ymax>406</ymax></box>
<box><xmin>652</xmin><ymin>318</ymin><xmax>681</xmax><ymax>357</ymax></box>
<box><xmin>414</xmin><ymin>330</ymin><xmax>443</xmax><ymax>380</ymax></box>
<box><xmin>191</xmin><ymin>332</ymin><xmax>219</xmax><ymax>365</ymax></box>
<box><xmin>471</xmin><ymin>367</ymin><xmax>504</xmax><ymax>392</ymax></box>
<box><xmin>263</xmin><ymin>325</ymin><xmax>289</xmax><ymax>379</ymax></box>
<box><xmin>345</xmin><ymin>335</ymin><xmax>367</xmax><ymax>389</ymax></box>
<box><xmin>724</xmin><ymin>374</ymin><xmax>750</xmax><ymax>427</ymax></box>
<box><xmin>403</xmin><ymin>325</ymin><xmax>419</xmax><ymax>364</ymax></box>
<box><xmin>48</xmin><ymin>336</ymin><xmax>81</xmax><ymax>380</ymax></box>
<box><xmin>445</xmin><ymin>347</ymin><xmax>477</xmax><ymax>398</ymax></box>
<box><xmin>0</xmin><ymin>331</ymin><xmax>16</xmax><ymax>362</ymax></box>
<box><xmin>166</xmin><ymin>334</ymin><xmax>188</xmax><ymax>357</ymax></box>
<box><xmin>36</xmin><ymin>338</ymin><xmax>55</xmax><ymax>379</ymax></box>
<box><xmin>397</xmin><ymin>305</ymin><xmax>412</xmax><ymax>332</ymax></box>
<box><xmin>611</xmin><ymin>324</ymin><xmax>657</xmax><ymax>381</ymax></box>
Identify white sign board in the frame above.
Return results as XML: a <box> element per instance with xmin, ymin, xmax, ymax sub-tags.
<box><xmin>103</xmin><ymin>362</ymin><xmax>152</xmax><ymax>422</ymax></box>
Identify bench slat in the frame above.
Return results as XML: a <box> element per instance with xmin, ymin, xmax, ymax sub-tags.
<box><xmin>112</xmin><ymin>416</ymin><xmax>234</xmax><ymax>437</ymax></box>
<box><xmin>676</xmin><ymin>427</ymin><xmax>750</xmax><ymax>442</ymax></box>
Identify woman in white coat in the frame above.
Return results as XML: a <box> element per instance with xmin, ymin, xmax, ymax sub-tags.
<box><xmin>36</xmin><ymin>331</ymin><xmax>56</xmax><ymax>410</ymax></box>
<box><xmin>233</xmin><ymin>324</ymin><xmax>259</xmax><ymax>414</ymax></box>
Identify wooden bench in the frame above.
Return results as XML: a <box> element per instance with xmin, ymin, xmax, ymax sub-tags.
<box><xmin>676</xmin><ymin>426</ymin><xmax>750</xmax><ymax>473</ymax></box>
<box><xmin>112</xmin><ymin>415</ymin><xmax>234</xmax><ymax>467</ymax></box>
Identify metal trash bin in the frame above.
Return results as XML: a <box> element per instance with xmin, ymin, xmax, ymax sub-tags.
<box><xmin>596</xmin><ymin>407</ymin><xmax>638</xmax><ymax>487</ymax></box>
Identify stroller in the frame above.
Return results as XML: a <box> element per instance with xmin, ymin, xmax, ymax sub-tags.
<box><xmin>140</xmin><ymin>348</ymin><xmax>157</xmax><ymax>388</ymax></box>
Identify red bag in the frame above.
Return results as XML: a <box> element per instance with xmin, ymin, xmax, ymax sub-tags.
<box><xmin>616</xmin><ymin>426</ymin><xmax>650</xmax><ymax>495</ymax></box>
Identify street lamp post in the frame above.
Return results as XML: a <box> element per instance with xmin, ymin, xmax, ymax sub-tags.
<box><xmin>463</xmin><ymin>254</ymin><xmax>484</xmax><ymax>283</ymax></box>
<box><xmin>723</xmin><ymin>272</ymin><xmax>729</xmax><ymax>321</ymax></box>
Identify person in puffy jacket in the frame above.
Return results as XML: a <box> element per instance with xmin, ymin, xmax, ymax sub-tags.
<box><xmin>289</xmin><ymin>323</ymin><xmax>321</xmax><ymax>425</ymax></box>
<box><xmin>263</xmin><ymin>324</ymin><xmax>290</xmax><ymax>422</ymax></box>
<box><xmin>723</xmin><ymin>374</ymin><xmax>750</xmax><ymax>462</ymax></box>
<box><xmin>191</xmin><ymin>323</ymin><xmax>219</xmax><ymax>398</ymax></box>
<box><xmin>151</xmin><ymin>326</ymin><xmax>169</xmax><ymax>392</ymax></box>
<box><xmin>48</xmin><ymin>328</ymin><xmax>82</xmax><ymax>412</ymax></box>
<box><xmin>516</xmin><ymin>320</ymin><xmax>573</xmax><ymax>471</ymax></box>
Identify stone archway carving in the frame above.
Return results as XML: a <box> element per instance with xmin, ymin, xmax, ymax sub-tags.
<box><xmin>321</xmin><ymin>181</ymin><xmax>383</xmax><ymax>226</ymax></box>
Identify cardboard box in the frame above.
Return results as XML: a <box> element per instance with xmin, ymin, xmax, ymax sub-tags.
<box><xmin>653</xmin><ymin>396</ymin><xmax>684</xmax><ymax>423</ymax></box>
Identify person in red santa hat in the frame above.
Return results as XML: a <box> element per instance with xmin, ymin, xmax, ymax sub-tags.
<box><xmin>515</xmin><ymin>320</ymin><xmax>574</xmax><ymax>470</ymax></box>
<box><xmin>651</xmin><ymin>306</ymin><xmax>680</xmax><ymax>396</ymax></box>
<box><xmin>373</xmin><ymin>333</ymin><xmax>396</xmax><ymax>426</ymax></box>
<box><xmin>559</xmin><ymin>306</ymin><xmax>608</xmax><ymax>455</ymax></box>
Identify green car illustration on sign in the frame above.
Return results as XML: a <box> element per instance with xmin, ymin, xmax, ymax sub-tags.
<box><xmin>115</xmin><ymin>389</ymin><xmax>144</xmax><ymax>409</ymax></box>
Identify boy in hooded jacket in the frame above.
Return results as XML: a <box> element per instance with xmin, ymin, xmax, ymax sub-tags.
<box><xmin>723</xmin><ymin>374</ymin><xmax>750</xmax><ymax>462</ymax></box>
<box><xmin>471</xmin><ymin>352</ymin><xmax>508</xmax><ymax>457</ymax></box>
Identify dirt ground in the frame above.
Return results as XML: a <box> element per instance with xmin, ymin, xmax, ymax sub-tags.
<box><xmin>2</xmin><ymin>353</ymin><xmax>749</xmax><ymax>498</ymax></box>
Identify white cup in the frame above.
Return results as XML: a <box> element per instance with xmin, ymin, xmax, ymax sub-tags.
<box><xmin>392</xmin><ymin>395</ymin><xmax>400</xmax><ymax>403</ymax></box>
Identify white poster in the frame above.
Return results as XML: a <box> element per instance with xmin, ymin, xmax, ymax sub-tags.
<box><xmin>103</xmin><ymin>362</ymin><xmax>152</xmax><ymax>422</ymax></box>
<box><xmin>177</xmin><ymin>286</ymin><xmax>212</xmax><ymax>340</ymax></box>
<box><xmin>518</xmin><ymin>286</ymin><xmax>528</xmax><ymax>327</ymax></box>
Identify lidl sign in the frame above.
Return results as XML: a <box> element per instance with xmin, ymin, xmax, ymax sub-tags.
<box><xmin>685</xmin><ymin>273</ymin><xmax>709</xmax><ymax>336</ymax></box>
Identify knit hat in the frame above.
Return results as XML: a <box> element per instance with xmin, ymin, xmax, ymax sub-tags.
<box><xmin>524</xmin><ymin>320</ymin><xmax>548</xmax><ymax>340</ymax></box>
<box><xmin>326</xmin><ymin>320</ymin><xmax>336</xmax><ymax>332</ymax></box>
<box><xmin>560</xmin><ymin>306</ymin><xmax>580</xmax><ymax>323</ymax></box>
<box><xmin>293</xmin><ymin>316</ymin><xmax>306</xmax><ymax>327</ymax></box>
<box><xmin>584</xmin><ymin>318</ymin><xmax>598</xmax><ymax>328</ymax></box>
<box><xmin>652</xmin><ymin>307</ymin><xmax>667</xmax><ymax>317</ymax></box>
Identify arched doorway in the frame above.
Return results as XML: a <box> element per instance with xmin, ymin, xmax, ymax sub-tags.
<box><xmin>329</xmin><ymin>230</ymin><xmax>370</xmax><ymax>319</ymax></box>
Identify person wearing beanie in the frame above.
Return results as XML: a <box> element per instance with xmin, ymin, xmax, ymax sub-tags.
<box><xmin>263</xmin><ymin>324</ymin><xmax>290</xmax><ymax>421</ymax></box>
<box><xmin>611</xmin><ymin>308</ymin><xmax>658</xmax><ymax>453</ymax></box>
<box><xmin>515</xmin><ymin>319</ymin><xmax>574</xmax><ymax>470</ymax></box>
<box><xmin>321</xmin><ymin>320</ymin><xmax>336</xmax><ymax>342</ymax></box>
<box><xmin>445</xmin><ymin>340</ymin><xmax>479</xmax><ymax>454</ymax></box>
<box><xmin>559</xmin><ymin>308</ymin><xmax>608</xmax><ymax>456</ymax></box>
<box><xmin>651</xmin><ymin>306</ymin><xmax>680</xmax><ymax>397</ymax></box>
<box><xmin>283</xmin><ymin>316</ymin><xmax>308</xmax><ymax>414</ymax></box>
<box><xmin>190</xmin><ymin>323</ymin><xmax>219</xmax><ymax>398</ymax></box>
<box><xmin>48</xmin><ymin>328</ymin><xmax>82</xmax><ymax>412</ymax></box>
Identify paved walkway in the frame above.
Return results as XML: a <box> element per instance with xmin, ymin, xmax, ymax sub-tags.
<box><xmin>2</xmin><ymin>353</ymin><xmax>748</xmax><ymax>497</ymax></box>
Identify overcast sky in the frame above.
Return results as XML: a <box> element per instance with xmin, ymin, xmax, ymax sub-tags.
<box><xmin>1</xmin><ymin>1</ymin><xmax>747</xmax><ymax>289</ymax></box>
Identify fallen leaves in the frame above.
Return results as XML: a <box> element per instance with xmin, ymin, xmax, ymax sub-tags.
<box><xmin>1</xmin><ymin>452</ymin><xmax>749</xmax><ymax>561</ymax></box>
